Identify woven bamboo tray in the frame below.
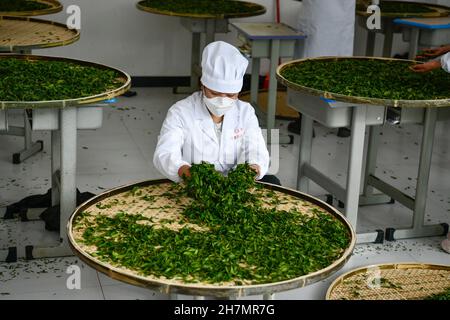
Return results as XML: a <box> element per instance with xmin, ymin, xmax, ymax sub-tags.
<box><xmin>0</xmin><ymin>54</ymin><xmax>131</xmax><ymax>109</ymax></box>
<box><xmin>356</xmin><ymin>1</ymin><xmax>450</xmax><ymax>18</ymax></box>
<box><xmin>0</xmin><ymin>0</ymin><xmax>62</xmax><ymax>16</ymax></box>
<box><xmin>327</xmin><ymin>263</ymin><xmax>450</xmax><ymax>300</ymax></box>
<box><xmin>0</xmin><ymin>16</ymin><xmax>79</xmax><ymax>51</ymax></box>
<box><xmin>67</xmin><ymin>179</ymin><xmax>356</xmax><ymax>298</ymax></box>
<box><xmin>136</xmin><ymin>0</ymin><xmax>266</xmax><ymax>19</ymax></box>
<box><xmin>276</xmin><ymin>56</ymin><xmax>450</xmax><ymax>109</ymax></box>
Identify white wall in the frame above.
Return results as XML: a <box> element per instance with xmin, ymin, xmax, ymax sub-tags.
<box><xmin>38</xmin><ymin>0</ymin><xmax>302</xmax><ymax>76</ymax></box>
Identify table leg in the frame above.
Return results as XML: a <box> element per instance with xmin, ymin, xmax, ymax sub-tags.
<box><xmin>26</xmin><ymin>107</ymin><xmax>77</xmax><ymax>259</ymax></box>
<box><xmin>51</xmin><ymin>130</ymin><xmax>60</xmax><ymax>206</ymax></box>
<box><xmin>344</xmin><ymin>106</ymin><xmax>367</xmax><ymax>229</ymax></box>
<box><xmin>266</xmin><ymin>39</ymin><xmax>280</xmax><ymax>145</ymax></box>
<box><xmin>298</xmin><ymin>115</ymin><xmax>314</xmax><ymax>193</ymax></box>
<box><xmin>250</xmin><ymin>57</ymin><xmax>261</xmax><ymax>109</ymax></box>
<box><xmin>174</xmin><ymin>32</ymin><xmax>201</xmax><ymax>94</ymax></box>
<box><xmin>360</xmin><ymin>125</ymin><xmax>392</xmax><ymax>206</ymax></box>
<box><xmin>11</xmin><ymin>110</ymin><xmax>43</xmax><ymax>164</ymax></box>
<box><xmin>383</xmin><ymin>22</ymin><xmax>394</xmax><ymax>58</ymax></box>
<box><xmin>408</xmin><ymin>28</ymin><xmax>420</xmax><ymax>60</ymax></box>
<box><xmin>205</xmin><ymin>19</ymin><xmax>216</xmax><ymax>45</ymax></box>
<box><xmin>366</xmin><ymin>31</ymin><xmax>376</xmax><ymax>57</ymax></box>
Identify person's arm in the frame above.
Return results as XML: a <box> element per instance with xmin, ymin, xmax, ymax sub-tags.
<box><xmin>153</xmin><ymin>107</ymin><xmax>190</xmax><ymax>182</ymax></box>
<box><xmin>411</xmin><ymin>60</ymin><xmax>442</xmax><ymax>73</ymax></box>
<box><xmin>240</xmin><ymin>108</ymin><xmax>270</xmax><ymax>180</ymax></box>
<box><xmin>416</xmin><ymin>45</ymin><xmax>450</xmax><ymax>59</ymax></box>
<box><xmin>441</xmin><ymin>52</ymin><xmax>450</xmax><ymax>73</ymax></box>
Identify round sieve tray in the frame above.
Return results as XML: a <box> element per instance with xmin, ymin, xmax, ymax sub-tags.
<box><xmin>0</xmin><ymin>16</ymin><xmax>79</xmax><ymax>51</ymax></box>
<box><xmin>0</xmin><ymin>54</ymin><xmax>131</xmax><ymax>109</ymax></box>
<box><xmin>0</xmin><ymin>0</ymin><xmax>63</xmax><ymax>16</ymax></box>
<box><xmin>356</xmin><ymin>1</ymin><xmax>450</xmax><ymax>18</ymax></box>
<box><xmin>326</xmin><ymin>263</ymin><xmax>450</xmax><ymax>300</ymax></box>
<box><xmin>68</xmin><ymin>179</ymin><xmax>356</xmax><ymax>298</ymax></box>
<box><xmin>136</xmin><ymin>0</ymin><xmax>266</xmax><ymax>19</ymax></box>
<box><xmin>276</xmin><ymin>56</ymin><xmax>450</xmax><ymax>108</ymax></box>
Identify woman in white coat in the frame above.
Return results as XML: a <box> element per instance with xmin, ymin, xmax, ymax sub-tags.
<box><xmin>412</xmin><ymin>45</ymin><xmax>450</xmax><ymax>254</ymax></box>
<box><xmin>289</xmin><ymin>0</ymin><xmax>356</xmax><ymax>135</ymax></box>
<box><xmin>154</xmin><ymin>41</ymin><xmax>279</xmax><ymax>185</ymax></box>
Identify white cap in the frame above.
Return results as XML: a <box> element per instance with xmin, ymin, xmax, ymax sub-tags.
<box><xmin>201</xmin><ymin>41</ymin><xmax>249</xmax><ymax>94</ymax></box>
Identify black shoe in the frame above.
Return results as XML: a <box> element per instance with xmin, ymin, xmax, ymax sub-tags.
<box><xmin>287</xmin><ymin>119</ymin><xmax>301</xmax><ymax>135</ymax></box>
<box><xmin>337</xmin><ymin>127</ymin><xmax>351</xmax><ymax>138</ymax></box>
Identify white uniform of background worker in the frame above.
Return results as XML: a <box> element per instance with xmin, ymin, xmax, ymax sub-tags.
<box><xmin>289</xmin><ymin>0</ymin><xmax>356</xmax><ymax>133</ymax></box>
<box><xmin>154</xmin><ymin>41</ymin><xmax>279</xmax><ymax>185</ymax></box>
<box><xmin>412</xmin><ymin>45</ymin><xmax>450</xmax><ymax>254</ymax></box>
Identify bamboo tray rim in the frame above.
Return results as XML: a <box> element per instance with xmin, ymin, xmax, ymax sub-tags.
<box><xmin>276</xmin><ymin>56</ymin><xmax>450</xmax><ymax>108</ymax></box>
<box><xmin>0</xmin><ymin>54</ymin><xmax>131</xmax><ymax>109</ymax></box>
<box><xmin>326</xmin><ymin>262</ymin><xmax>450</xmax><ymax>300</ymax></box>
<box><xmin>67</xmin><ymin>179</ymin><xmax>356</xmax><ymax>298</ymax></box>
<box><xmin>136</xmin><ymin>0</ymin><xmax>266</xmax><ymax>19</ymax></box>
<box><xmin>0</xmin><ymin>16</ymin><xmax>80</xmax><ymax>51</ymax></box>
<box><xmin>0</xmin><ymin>0</ymin><xmax>63</xmax><ymax>17</ymax></box>
<box><xmin>356</xmin><ymin>0</ymin><xmax>450</xmax><ymax>18</ymax></box>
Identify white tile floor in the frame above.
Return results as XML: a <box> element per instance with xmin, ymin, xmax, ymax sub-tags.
<box><xmin>0</xmin><ymin>88</ymin><xmax>448</xmax><ymax>300</ymax></box>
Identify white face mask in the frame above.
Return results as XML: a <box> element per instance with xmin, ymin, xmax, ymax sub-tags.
<box><xmin>203</xmin><ymin>93</ymin><xmax>236</xmax><ymax>117</ymax></box>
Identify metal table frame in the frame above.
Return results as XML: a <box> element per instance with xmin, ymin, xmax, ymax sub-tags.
<box><xmin>0</xmin><ymin>55</ymin><xmax>131</xmax><ymax>262</ymax></box>
<box><xmin>230</xmin><ymin>22</ymin><xmax>306</xmax><ymax>144</ymax></box>
<box><xmin>287</xmin><ymin>93</ymin><xmax>449</xmax><ymax>244</ymax></box>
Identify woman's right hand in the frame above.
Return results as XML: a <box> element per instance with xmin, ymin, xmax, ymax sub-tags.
<box><xmin>178</xmin><ymin>165</ymin><xmax>191</xmax><ymax>179</ymax></box>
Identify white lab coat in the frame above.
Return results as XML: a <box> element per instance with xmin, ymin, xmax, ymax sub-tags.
<box><xmin>295</xmin><ymin>0</ymin><xmax>356</xmax><ymax>58</ymax></box>
<box><xmin>153</xmin><ymin>92</ymin><xmax>270</xmax><ymax>182</ymax></box>
<box><xmin>441</xmin><ymin>52</ymin><xmax>450</xmax><ymax>73</ymax></box>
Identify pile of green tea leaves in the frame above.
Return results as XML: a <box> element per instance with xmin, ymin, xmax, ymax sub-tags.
<box><xmin>280</xmin><ymin>59</ymin><xmax>450</xmax><ymax>101</ymax></box>
<box><xmin>357</xmin><ymin>1</ymin><xmax>436</xmax><ymax>14</ymax></box>
<box><xmin>0</xmin><ymin>58</ymin><xmax>123</xmax><ymax>102</ymax></box>
<box><xmin>379</xmin><ymin>1</ymin><xmax>436</xmax><ymax>14</ymax></box>
<box><xmin>76</xmin><ymin>163</ymin><xmax>351</xmax><ymax>285</ymax></box>
<box><xmin>424</xmin><ymin>287</ymin><xmax>450</xmax><ymax>300</ymax></box>
<box><xmin>0</xmin><ymin>0</ymin><xmax>51</xmax><ymax>12</ymax></box>
<box><xmin>140</xmin><ymin>0</ymin><xmax>261</xmax><ymax>15</ymax></box>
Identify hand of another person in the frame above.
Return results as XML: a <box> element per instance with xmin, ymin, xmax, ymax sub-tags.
<box><xmin>178</xmin><ymin>165</ymin><xmax>191</xmax><ymax>179</ymax></box>
<box><xmin>416</xmin><ymin>46</ymin><xmax>450</xmax><ymax>60</ymax></box>
<box><xmin>249</xmin><ymin>164</ymin><xmax>261</xmax><ymax>179</ymax></box>
<box><xmin>410</xmin><ymin>60</ymin><xmax>441</xmax><ymax>73</ymax></box>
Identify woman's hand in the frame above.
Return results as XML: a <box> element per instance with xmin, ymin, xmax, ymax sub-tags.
<box><xmin>416</xmin><ymin>46</ymin><xmax>450</xmax><ymax>60</ymax></box>
<box><xmin>249</xmin><ymin>164</ymin><xmax>261</xmax><ymax>179</ymax></box>
<box><xmin>410</xmin><ymin>60</ymin><xmax>442</xmax><ymax>73</ymax></box>
<box><xmin>178</xmin><ymin>165</ymin><xmax>191</xmax><ymax>179</ymax></box>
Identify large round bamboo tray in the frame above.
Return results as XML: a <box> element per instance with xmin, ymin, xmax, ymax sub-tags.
<box><xmin>0</xmin><ymin>54</ymin><xmax>131</xmax><ymax>109</ymax></box>
<box><xmin>136</xmin><ymin>0</ymin><xmax>266</xmax><ymax>19</ymax></box>
<box><xmin>67</xmin><ymin>179</ymin><xmax>356</xmax><ymax>298</ymax></box>
<box><xmin>276</xmin><ymin>56</ymin><xmax>450</xmax><ymax>109</ymax></box>
<box><xmin>326</xmin><ymin>263</ymin><xmax>450</xmax><ymax>300</ymax></box>
<box><xmin>0</xmin><ymin>0</ymin><xmax>62</xmax><ymax>16</ymax></box>
<box><xmin>0</xmin><ymin>16</ymin><xmax>79</xmax><ymax>51</ymax></box>
<box><xmin>356</xmin><ymin>1</ymin><xmax>450</xmax><ymax>18</ymax></box>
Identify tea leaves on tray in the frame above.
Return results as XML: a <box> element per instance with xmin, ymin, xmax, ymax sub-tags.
<box><xmin>0</xmin><ymin>58</ymin><xmax>123</xmax><ymax>102</ymax></box>
<box><xmin>77</xmin><ymin>163</ymin><xmax>351</xmax><ymax>285</ymax></box>
<box><xmin>0</xmin><ymin>0</ymin><xmax>51</xmax><ymax>12</ymax></box>
<box><xmin>140</xmin><ymin>0</ymin><xmax>260</xmax><ymax>15</ymax></box>
<box><xmin>280</xmin><ymin>59</ymin><xmax>450</xmax><ymax>101</ymax></box>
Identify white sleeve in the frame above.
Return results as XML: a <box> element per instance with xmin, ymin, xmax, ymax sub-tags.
<box><xmin>153</xmin><ymin>107</ymin><xmax>190</xmax><ymax>183</ymax></box>
<box><xmin>241</xmin><ymin>108</ymin><xmax>270</xmax><ymax>180</ymax></box>
<box><xmin>441</xmin><ymin>53</ymin><xmax>450</xmax><ymax>73</ymax></box>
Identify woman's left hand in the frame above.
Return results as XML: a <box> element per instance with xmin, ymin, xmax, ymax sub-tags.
<box><xmin>410</xmin><ymin>60</ymin><xmax>442</xmax><ymax>73</ymax></box>
<box><xmin>249</xmin><ymin>164</ymin><xmax>261</xmax><ymax>179</ymax></box>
